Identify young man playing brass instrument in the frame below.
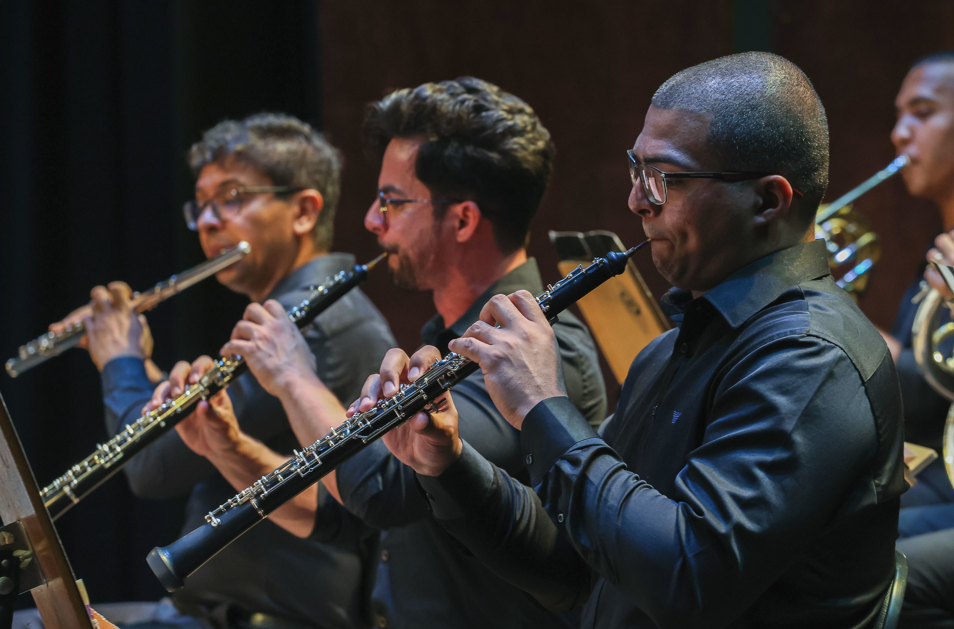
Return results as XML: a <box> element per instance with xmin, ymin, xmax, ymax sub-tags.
<box><xmin>356</xmin><ymin>53</ymin><xmax>905</xmax><ymax>628</ymax></box>
<box><xmin>876</xmin><ymin>51</ymin><xmax>954</xmax><ymax>628</ymax></box>
<box><xmin>38</xmin><ymin>114</ymin><xmax>396</xmax><ymax>629</ymax></box>
<box><xmin>156</xmin><ymin>78</ymin><xmax>607</xmax><ymax>629</ymax></box>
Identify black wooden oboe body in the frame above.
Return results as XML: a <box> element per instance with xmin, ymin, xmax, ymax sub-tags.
<box><xmin>42</xmin><ymin>256</ymin><xmax>384</xmax><ymax>520</ymax></box>
<box><xmin>148</xmin><ymin>244</ymin><xmax>646</xmax><ymax>592</ymax></box>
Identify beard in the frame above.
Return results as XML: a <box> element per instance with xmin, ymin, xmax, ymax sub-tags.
<box><xmin>384</xmin><ymin>247</ymin><xmax>422</xmax><ymax>292</ymax></box>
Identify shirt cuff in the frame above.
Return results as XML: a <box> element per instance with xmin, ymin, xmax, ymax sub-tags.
<box><xmin>101</xmin><ymin>356</ymin><xmax>152</xmax><ymax>393</ymax></box>
<box><xmin>521</xmin><ymin>396</ymin><xmax>598</xmax><ymax>486</ymax></box>
<box><xmin>417</xmin><ymin>440</ymin><xmax>496</xmax><ymax>521</ymax></box>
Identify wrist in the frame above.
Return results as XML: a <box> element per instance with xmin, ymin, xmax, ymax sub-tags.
<box><xmin>278</xmin><ymin>369</ymin><xmax>325</xmax><ymax>401</ymax></box>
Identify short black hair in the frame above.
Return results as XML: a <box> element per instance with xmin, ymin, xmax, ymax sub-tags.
<box><xmin>652</xmin><ymin>52</ymin><xmax>829</xmax><ymax>225</ymax></box>
<box><xmin>362</xmin><ymin>77</ymin><xmax>555</xmax><ymax>253</ymax></box>
<box><xmin>188</xmin><ymin>113</ymin><xmax>342</xmax><ymax>250</ymax></box>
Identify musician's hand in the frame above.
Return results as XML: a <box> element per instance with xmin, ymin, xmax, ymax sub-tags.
<box><xmin>926</xmin><ymin>233</ymin><xmax>954</xmax><ymax>299</ymax></box>
<box><xmin>350</xmin><ymin>347</ymin><xmax>462</xmax><ymax>477</ymax></box>
<box><xmin>220</xmin><ymin>300</ymin><xmax>317</xmax><ymax>398</ymax></box>
<box><xmin>84</xmin><ymin>282</ymin><xmax>146</xmax><ymax>371</ymax></box>
<box><xmin>448</xmin><ymin>291</ymin><xmax>566</xmax><ymax>430</ymax></box>
<box><xmin>50</xmin><ymin>304</ymin><xmax>93</xmax><ymax>350</ymax></box>
<box><xmin>145</xmin><ymin>356</ymin><xmax>242</xmax><ymax>458</ymax></box>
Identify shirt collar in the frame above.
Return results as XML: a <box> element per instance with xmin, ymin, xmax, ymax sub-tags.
<box><xmin>422</xmin><ymin>258</ymin><xmax>545</xmax><ymax>352</ymax></box>
<box><xmin>264</xmin><ymin>252</ymin><xmax>357</xmax><ymax>301</ymax></box>
<box><xmin>661</xmin><ymin>239</ymin><xmax>831</xmax><ymax>329</ymax></box>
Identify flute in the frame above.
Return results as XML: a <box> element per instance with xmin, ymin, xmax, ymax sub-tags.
<box><xmin>147</xmin><ymin>240</ymin><xmax>651</xmax><ymax>592</ymax></box>
<box><xmin>6</xmin><ymin>242</ymin><xmax>251</xmax><ymax>378</ymax></box>
<box><xmin>40</xmin><ymin>253</ymin><xmax>386</xmax><ymax>520</ymax></box>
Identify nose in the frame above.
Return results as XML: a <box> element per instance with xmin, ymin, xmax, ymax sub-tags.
<box><xmin>364</xmin><ymin>199</ymin><xmax>386</xmax><ymax>236</ymax></box>
<box><xmin>629</xmin><ymin>180</ymin><xmax>661</xmax><ymax>218</ymax></box>
<box><xmin>891</xmin><ymin>114</ymin><xmax>913</xmax><ymax>152</ymax></box>
<box><xmin>196</xmin><ymin>203</ymin><xmax>223</xmax><ymax>233</ymax></box>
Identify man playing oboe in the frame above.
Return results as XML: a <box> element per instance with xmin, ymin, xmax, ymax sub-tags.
<box><xmin>360</xmin><ymin>53</ymin><xmax>906</xmax><ymax>628</ymax></box>
<box><xmin>158</xmin><ymin>78</ymin><xmax>607</xmax><ymax>629</ymax></box>
<box><xmin>46</xmin><ymin>114</ymin><xmax>395</xmax><ymax>629</ymax></box>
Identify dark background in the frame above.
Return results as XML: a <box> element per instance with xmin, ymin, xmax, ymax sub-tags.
<box><xmin>0</xmin><ymin>0</ymin><xmax>950</xmax><ymax>607</ymax></box>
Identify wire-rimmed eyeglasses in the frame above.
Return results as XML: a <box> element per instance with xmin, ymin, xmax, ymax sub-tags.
<box><xmin>627</xmin><ymin>150</ymin><xmax>803</xmax><ymax>205</ymax></box>
<box><xmin>183</xmin><ymin>186</ymin><xmax>304</xmax><ymax>231</ymax></box>
<box><xmin>374</xmin><ymin>190</ymin><xmax>463</xmax><ymax>226</ymax></box>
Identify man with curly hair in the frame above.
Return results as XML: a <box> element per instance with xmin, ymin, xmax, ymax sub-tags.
<box><xmin>174</xmin><ymin>78</ymin><xmax>607</xmax><ymax>629</ymax></box>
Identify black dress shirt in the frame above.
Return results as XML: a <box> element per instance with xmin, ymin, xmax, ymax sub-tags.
<box><xmin>318</xmin><ymin>258</ymin><xmax>607</xmax><ymax>629</ymax></box>
<box><xmin>419</xmin><ymin>240</ymin><xmax>906</xmax><ymax>629</ymax></box>
<box><xmin>102</xmin><ymin>253</ymin><xmax>396</xmax><ymax>629</ymax></box>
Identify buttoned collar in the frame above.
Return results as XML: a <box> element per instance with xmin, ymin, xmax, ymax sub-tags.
<box><xmin>264</xmin><ymin>252</ymin><xmax>357</xmax><ymax>301</ymax></box>
<box><xmin>661</xmin><ymin>239</ymin><xmax>831</xmax><ymax>329</ymax></box>
<box><xmin>422</xmin><ymin>258</ymin><xmax>545</xmax><ymax>354</ymax></box>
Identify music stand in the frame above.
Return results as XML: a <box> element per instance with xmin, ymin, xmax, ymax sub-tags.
<box><xmin>550</xmin><ymin>230</ymin><xmax>671</xmax><ymax>384</ymax></box>
<box><xmin>0</xmin><ymin>392</ymin><xmax>92</xmax><ymax>629</ymax></box>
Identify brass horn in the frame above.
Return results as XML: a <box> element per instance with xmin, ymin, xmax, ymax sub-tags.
<box><xmin>912</xmin><ymin>261</ymin><xmax>954</xmax><ymax>485</ymax></box>
<box><xmin>815</xmin><ymin>155</ymin><xmax>908</xmax><ymax>301</ymax></box>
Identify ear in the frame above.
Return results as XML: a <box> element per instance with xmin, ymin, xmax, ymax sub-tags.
<box><xmin>752</xmin><ymin>175</ymin><xmax>796</xmax><ymax>227</ymax></box>
<box><xmin>292</xmin><ymin>190</ymin><xmax>324</xmax><ymax>237</ymax></box>
<box><xmin>448</xmin><ymin>200</ymin><xmax>483</xmax><ymax>244</ymax></box>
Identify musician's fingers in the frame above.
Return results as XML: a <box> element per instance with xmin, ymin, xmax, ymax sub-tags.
<box><xmin>220</xmin><ymin>338</ymin><xmax>253</xmax><ymax>358</ymax></box>
<box><xmin>477</xmin><ymin>293</ymin><xmax>521</xmax><ymax>327</ymax></box>
<box><xmin>379</xmin><ymin>348</ymin><xmax>411</xmax><ymax>398</ymax></box>
<box><xmin>507</xmin><ymin>290</ymin><xmax>548</xmax><ymax>324</ymax></box>
<box><xmin>89</xmin><ymin>286</ymin><xmax>112</xmax><ymax>312</ymax></box>
<box><xmin>189</xmin><ymin>355</ymin><xmax>217</xmax><ymax>383</ymax></box>
<box><xmin>144</xmin><ymin>381</ymin><xmax>171</xmax><ymax>414</ymax></box>
<box><xmin>107</xmin><ymin>281</ymin><xmax>134</xmax><ymax>308</ymax></box>
<box><xmin>167</xmin><ymin>360</ymin><xmax>193</xmax><ymax>397</ymax></box>
<box><xmin>262</xmin><ymin>299</ymin><xmax>287</xmax><ymax>318</ymax></box>
<box><xmin>461</xmin><ymin>319</ymin><xmax>503</xmax><ymax>344</ymax></box>
<box><xmin>50</xmin><ymin>304</ymin><xmax>93</xmax><ymax>332</ymax></box>
<box><xmin>242</xmin><ymin>302</ymin><xmax>271</xmax><ymax>324</ymax></box>
<box><xmin>230</xmin><ymin>320</ymin><xmax>258</xmax><ymax>342</ymax></box>
<box><xmin>936</xmin><ymin>233</ymin><xmax>954</xmax><ymax>262</ymax></box>
<box><xmin>447</xmin><ymin>335</ymin><xmax>494</xmax><ymax>366</ymax></box>
<box><xmin>407</xmin><ymin>345</ymin><xmax>442</xmax><ymax>380</ymax></box>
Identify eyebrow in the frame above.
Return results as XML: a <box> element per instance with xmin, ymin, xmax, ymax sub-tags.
<box><xmin>898</xmin><ymin>96</ymin><xmax>939</xmax><ymax>111</ymax></box>
<box><xmin>636</xmin><ymin>154</ymin><xmax>692</xmax><ymax>170</ymax></box>
<box><xmin>378</xmin><ymin>184</ymin><xmax>406</xmax><ymax>195</ymax></box>
<box><xmin>196</xmin><ymin>179</ymin><xmax>244</xmax><ymax>195</ymax></box>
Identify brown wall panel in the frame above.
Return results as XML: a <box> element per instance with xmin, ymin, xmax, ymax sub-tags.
<box><xmin>321</xmin><ymin>1</ymin><xmax>954</xmax><ymax>379</ymax></box>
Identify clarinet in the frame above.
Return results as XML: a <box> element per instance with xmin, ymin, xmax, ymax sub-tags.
<box><xmin>147</xmin><ymin>241</ymin><xmax>650</xmax><ymax>592</ymax></box>
<box><xmin>41</xmin><ymin>253</ymin><xmax>387</xmax><ymax>521</ymax></box>
<box><xmin>6</xmin><ymin>242</ymin><xmax>251</xmax><ymax>378</ymax></box>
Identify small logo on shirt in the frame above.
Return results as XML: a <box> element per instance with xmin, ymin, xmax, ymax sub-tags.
<box><xmin>672</xmin><ymin>411</ymin><xmax>682</xmax><ymax>424</ymax></box>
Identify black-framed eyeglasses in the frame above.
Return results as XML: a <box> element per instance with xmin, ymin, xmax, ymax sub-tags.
<box><xmin>374</xmin><ymin>190</ymin><xmax>463</xmax><ymax>226</ymax></box>
<box><xmin>183</xmin><ymin>186</ymin><xmax>304</xmax><ymax>231</ymax></box>
<box><xmin>627</xmin><ymin>150</ymin><xmax>803</xmax><ymax>205</ymax></box>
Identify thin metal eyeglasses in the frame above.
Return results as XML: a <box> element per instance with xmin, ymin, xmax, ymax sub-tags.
<box><xmin>374</xmin><ymin>190</ymin><xmax>462</xmax><ymax>226</ymax></box>
<box><xmin>627</xmin><ymin>150</ymin><xmax>803</xmax><ymax>205</ymax></box>
<box><xmin>183</xmin><ymin>186</ymin><xmax>304</xmax><ymax>231</ymax></box>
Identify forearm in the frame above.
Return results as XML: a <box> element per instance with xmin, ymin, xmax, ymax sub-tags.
<box><xmin>275</xmin><ymin>373</ymin><xmax>350</xmax><ymax>502</ymax></box>
<box><xmin>418</xmin><ymin>441</ymin><xmax>591</xmax><ymax>611</ymax></box>
<box><xmin>205</xmin><ymin>434</ymin><xmax>319</xmax><ymax>538</ymax></box>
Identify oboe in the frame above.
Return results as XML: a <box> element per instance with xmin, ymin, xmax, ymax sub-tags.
<box><xmin>147</xmin><ymin>240</ymin><xmax>651</xmax><ymax>592</ymax></box>
<box><xmin>41</xmin><ymin>253</ymin><xmax>387</xmax><ymax>521</ymax></box>
<box><xmin>6</xmin><ymin>242</ymin><xmax>252</xmax><ymax>378</ymax></box>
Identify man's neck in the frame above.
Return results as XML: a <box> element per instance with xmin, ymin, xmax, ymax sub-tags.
<box><xmin>939</xmin><ymin>193</ymin><xmax>954</xmax><ymax>232</ymax></box>
<box><xmin>432</xmin><ymin>248</ymin><xmax>528</xmax><ymax>327</ymax></box>
<box><xmin>248</xmin><ymin>246</ymin><xmax>326</xmax><ymax>303</ymax></box>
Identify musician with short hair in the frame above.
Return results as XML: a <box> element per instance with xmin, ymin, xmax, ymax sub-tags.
<box><xmin>363</xmin><ymin>53</ymin><xmax>905</xmax><ymax>628</ymax></box>
<box><xmin>878</xmin><ymin>51</ymin><xmax>954</xmax><ymax>628</ymax></box>
<box><xmin>49</xmin><ymin>114</ymin><xmax>396</xmax><ymax>629</ymax></box>
<box><xmin>165</xmin><ymin>78</ymin><xmax>607</xmax><ymax>629</ymax></box>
